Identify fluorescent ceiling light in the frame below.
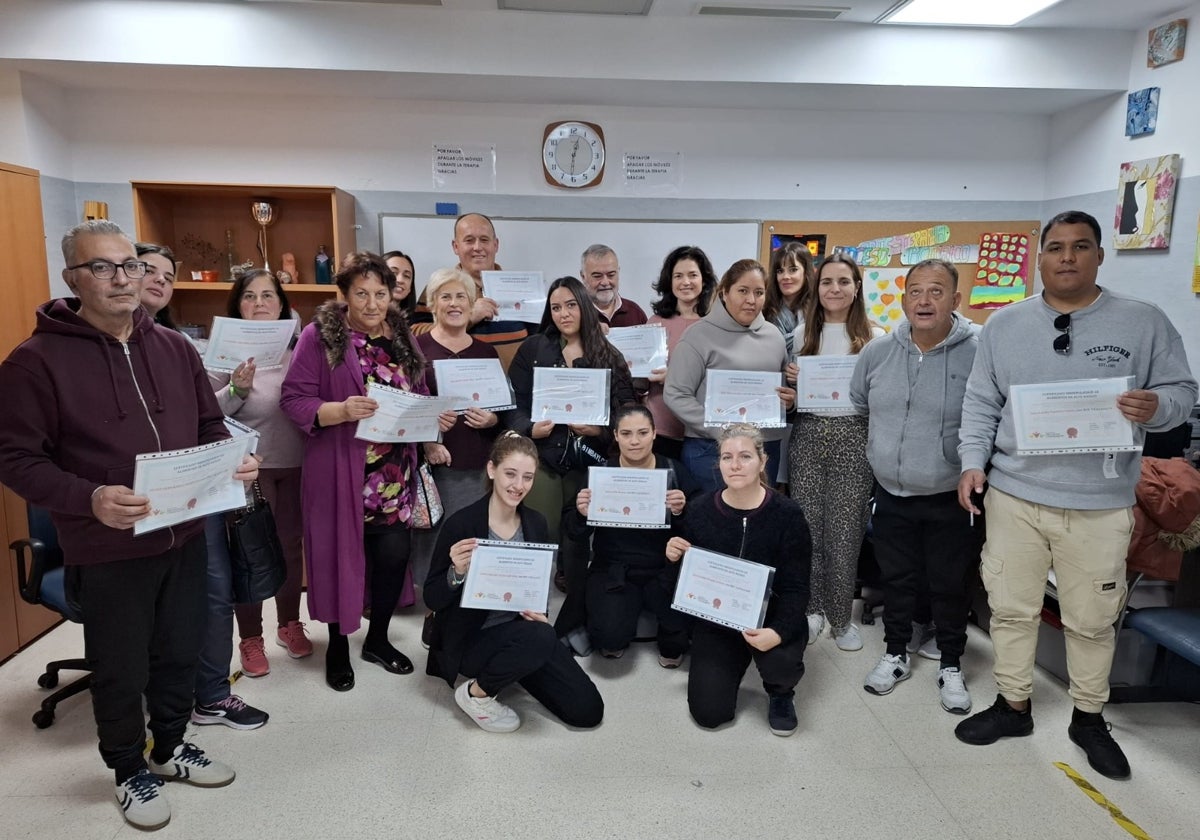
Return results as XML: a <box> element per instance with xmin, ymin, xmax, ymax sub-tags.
<box><xmin>879</xmin><ymin>0</ymin><xmax>1062</xmax><ymax>27</ymax></box>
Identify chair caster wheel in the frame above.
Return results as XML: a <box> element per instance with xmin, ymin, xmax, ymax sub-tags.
<box><xmin>37</xmin><ymin>671</ymin><xmax>59</xmax><ymax>689</ymax></box>
<box><xmin>33</xmin><ymin>709</ymin><xmax>55</xmax><ymax>729</ymax></box>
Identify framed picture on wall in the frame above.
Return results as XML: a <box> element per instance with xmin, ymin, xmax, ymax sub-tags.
<box><xmin>1114</xmin><ymin>154</ymin><xmax>1181</xmax><ymax>250</ymax></box>
<box><xmin>1125</xmin><ymin>87</ymin><xmax>1160</xmax><ymax>137</ymax></box>
<box><xmin>1147</xmin><ymin>19</ymin><xmax>1187</xmax><ymax>67</ymax></box>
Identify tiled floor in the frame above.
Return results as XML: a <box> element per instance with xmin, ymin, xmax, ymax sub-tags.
<box><xmin>1</xmin><ymin>600</ymin><xmax>1198</xmax><ymax>840</ymax></box>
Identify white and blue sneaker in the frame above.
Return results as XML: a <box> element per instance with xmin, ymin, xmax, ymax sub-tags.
<box><xmin>938</xmin><ymin>666</ymin><xmax>972</xmax><ymax>714</ymax></box>
<box><xmin>148</xmin><ymin>742</ymin><xmax>235</xmax><ymax>787</ymax></box>
<box><xmin>864</xmin><ymin>653</ymin><xmax>911</xmax><ymax>695</ymax></box>
<box><xmin>115</xmin><ymin>769</ymin><xmax>170</xmax><ymax>831</ymax></box>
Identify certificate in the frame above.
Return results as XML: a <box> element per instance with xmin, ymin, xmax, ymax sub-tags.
<box><xmin>671</xmin><ymin>546</ymin><xmax>775</xmax><ymax>632</ymax></box>
<box><xmin>532</xmin><ymin>367</ymin><xmax>611</xmax><ymax>425</ymax></box>
<box><xmin>703</xmin><ymin>369</ymin><xmax>786</xmax><ymax>428</ymax></box>
<box><xmin>223</xmin><ymin>416</ymin><xmax>260</xmax><ymax>456</ymax></box>
<box><xmin>355</xmin><ymin>383</ymin><xmax>455</xmax><ymax>444</ymax></box>
<box><xmin>1010</xmin><ymin>376</ymin><xmax>1139</xmax><ymax>455</ymax></box>
<box><xmin>794</xmin><ymin>355</ymin><xmax>857</xmax><ymax>412</ymax></box>
<box><xmin>481</xmin><ymin>271</ymin><xmax>546</xmax><ymax>323</ymax></box>
<box><xmin>431</xmin><ymin>358</ymin><xmax>516</xmax><ymax>412</ymax></box>
<box><xmin>203</xmin><ymin>316</ymin><xmax>295</xmax><ymax>372</ymax></box>
<box><xmin>460</xmin><ymin>539</ymin><xmax>558</xmax><ymax>614</ymax></box>
<box><xmin>132</xmin><ymin>436</ymin><xmax>253</xmax><ymax>535</ymax></box>
<box><xmin>606</xmin><ymin>324</ymin><xmax>668</xmax><ymax>377</ymax></box>
<box><xmin>586</xmin><ymin>467</ymin><xmax>669</xmax><ymax>529</ymax></box>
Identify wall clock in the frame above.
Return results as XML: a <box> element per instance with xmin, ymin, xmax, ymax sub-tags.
<box><xmin>542</xmin><ymin>121</ymin><xmax>605</xmax><ymax>189</ymax></box>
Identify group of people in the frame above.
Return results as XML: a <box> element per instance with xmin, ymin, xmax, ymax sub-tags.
<box><xmin>0</xmin><ymin>209</ymin><xmax>1193</xmax><ymax>832</ymax></box>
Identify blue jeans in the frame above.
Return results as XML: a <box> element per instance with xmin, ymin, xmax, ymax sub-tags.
<box><xmin>194</xmin><ymin>515</ymin><xmax>235</xmax><ymax>706</ymax></box>
<box><xmin>682</xmin><ymin>437</ymin><xmax>782</xmax><ymax>496</ymax></box>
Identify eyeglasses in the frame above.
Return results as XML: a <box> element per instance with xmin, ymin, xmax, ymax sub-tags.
<box><xmin>1053</xmin><ymin>312</ymin><xmax>1071</xmax><ymax>354</ymax></box>
<box><xmin>66</xmin><ymin>259</ymin><xmax>149</xmax><ymax>280</ymax></box>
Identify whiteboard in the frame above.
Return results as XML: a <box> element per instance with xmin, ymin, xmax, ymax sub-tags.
<box><xmin>379</xmin><ymin>215</ymin><xmax>761</xmax><ymax>314</ymax></box>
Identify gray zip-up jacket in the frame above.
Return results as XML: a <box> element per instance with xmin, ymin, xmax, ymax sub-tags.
<box><xmin>850</xmin><ymin>313</ymin><xmax>978</xmax><ymax>496</ymax></box>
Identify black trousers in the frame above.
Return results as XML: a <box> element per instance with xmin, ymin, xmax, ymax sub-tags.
<box><xmin>75</xmin><ymin>535</ymin><xmax>208</xmax><ymax>781</ymax></box>
<box><xmin>872</xmin><ymin>487</ymin><xmax>982</xmax><ymax>666</ymax></box>
<box><xmin>584</xmin><ymin>570</ymin><xmax>689</xmax><ymax>658</ymax></box>
<box><xmin>459</xmin><ymin>618</ymin><xmax>604</xmax><ymax>728</ymax></box>
<box><xmin>687</xmin><ymin>621</ymin><xmax>806</xmax><ymax>729</ymax></box>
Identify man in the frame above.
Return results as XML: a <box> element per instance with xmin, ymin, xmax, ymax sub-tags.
<box><xmin>954</xmin><ymin>210</ymin><xmax>1196</xmax><ymax>780</ymax></box>
<box><xmin>0</xmin><ymin>221</ymin><xmax>258</xmax><ymax>831</ymax></box>
<box><xmin>850</xmin><ymin>259</ymin><xmax>981</xmax><ymax>714</ymax></box>
<box><xmin>580</xmin><ymin>244</ymin><xmax>647</xmax><ymax>327</ymax></box>
<box><xmin>412</xmin><ymin>212</ymin><xmax>528</xmax><ymax>369</ymax></box>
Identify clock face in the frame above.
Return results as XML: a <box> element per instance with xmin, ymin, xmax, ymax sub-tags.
<box><xmin>543</xmin><ymin>121</ymin><xmax>605</xmax><ymax>189</ymax></box>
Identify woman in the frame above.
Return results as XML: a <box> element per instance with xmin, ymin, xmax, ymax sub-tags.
<box><xmin>506</xmin><ymin>276</ymin><xmax>635</xmax><ymax>601</ymax></box>
<box><xmin>666</xmin><ymin>424</ymin><xmax>811</xmax><ymax>735</ymax></box>
<box><xmin>136</xmin><ymin>242</ymin><xmax>181</xmax><ymax>331</ymax></box>
<box><xmin>384</xmin><ymin>250</ymin><xmax>417</xmax><ymax>315</ymax></box>
<box><xmin>765</xmin><ymin>241</ymin><xmax>816</xmax><ymax>356</ymax></box>
<box><xmin>787</xmin><ymin>253</ymin><xmax>885</xmax><ymax>653</ymax></box>
<box><xmin>424</xmin><ymin>432</ymin><xmax>604</xmax><ymax>733</ymax></box>
<box><xmin>664</xmin><ymin>259</ymin><xmax>794</xmax><ymax>495</ymax></box>
<box><xmin>571</xmin><ymin>405</ymin><xmax>694</xmax><ymax>666</ymax></box>
<box><xmin>281</xmin><ymin>251</ymin><xmax>452</xmax><ymax>691</ymax></box>
<box><xmin>208</xmin><ymin>270</ymin><xmax>309</xmax><ymax>681</ymax></box>
<box><xmin>645</xmin><ymin>245</ymin><xmax>718</xmax><ymax>460</ymax></box>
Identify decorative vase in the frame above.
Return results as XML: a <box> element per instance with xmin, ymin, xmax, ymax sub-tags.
<box><xmin>314</xmin><ymin>245</ymin><xmax>333</xmax><ymax>285</ymax></box>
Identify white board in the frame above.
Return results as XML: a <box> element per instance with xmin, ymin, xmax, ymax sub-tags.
<box><xmin>379</xmin><ymin>215</ymin><xmax>760</xmax><ymax>315</ymax></box>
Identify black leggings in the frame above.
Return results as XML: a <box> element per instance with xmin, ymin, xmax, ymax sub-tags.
<box><xmin>364</xmin><ymin>527</ymin><xmax>412</xmax><ymax>647</ymax></box>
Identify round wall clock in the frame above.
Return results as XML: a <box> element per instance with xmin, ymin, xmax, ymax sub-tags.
<box><xmin>542</xmin><ymin>121</ymin><xmax>605</xmax><ymax>189</ymax></box>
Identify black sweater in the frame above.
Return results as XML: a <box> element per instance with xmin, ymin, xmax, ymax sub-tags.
<box><xmin>677</xmin><ymin>489</ymin><xmax>812</xmax><ymax>646</ymax></box>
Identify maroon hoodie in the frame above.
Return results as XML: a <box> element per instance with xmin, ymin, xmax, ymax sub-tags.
<box><xmin>0</xmin><ymin>299</ymin><xmax>228</xmax><ymax>564</ymax></box>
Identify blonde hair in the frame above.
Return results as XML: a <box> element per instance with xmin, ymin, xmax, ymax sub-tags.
<box><xmin>425</xmin><ymin>267</ymin><xmax>477</xmax><ymax>321</ymax></box>
<box><xmin>718</xmin><ymin>423</ymin><xmax>770</xmax><ymax>489</ymax></box>
<box><xmin>484</xmin><ymin>431</ymin><xmax>539</xmax><ymax>493</ymax></box>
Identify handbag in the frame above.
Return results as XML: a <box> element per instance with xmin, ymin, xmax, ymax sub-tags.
<box><xmin>559</xmin><ymin>429</ymin><xmax>606</xmax><ymax>471</ymax></box>
<box><xmin>227</xmin><ymin>481</ymin><xmax>286</xmax><ymax>604</ymax></box>
<box><xmin>411</xmin><ymin>460</ymin><xmax>443</xmax><ymax>529</ymax></box>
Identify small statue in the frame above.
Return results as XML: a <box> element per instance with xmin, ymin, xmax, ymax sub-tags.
<box><xmin>280</xmin><ymin>252</ymin><xmax>299</xmax><ymax>284</ymax></box>
<box><xmin>230</xmin><ymin>261</ymin><xmax>255</xmax><ymax>281</ymax></box>
<box><xmin>276</xmin><ymin>270</ymin><xmax>294</xmax><ymax>285</ymax></box>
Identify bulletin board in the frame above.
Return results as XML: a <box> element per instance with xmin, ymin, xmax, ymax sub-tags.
<box><xmin>760</xmin><ymin>219</ymin><xmax>1041</xmax><ymax>327</ymax></box>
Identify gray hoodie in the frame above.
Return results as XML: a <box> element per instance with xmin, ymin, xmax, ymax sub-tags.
<box><xmin>958</xmin><ymin>289</ymin><xmax>1196</xmax><ymax>510</ymax></box>
<box><xmin>664</xmin><ymin>300</ymin><xmax>788</xmax><ymax>440</ymax></box>
<box><xmin>850</xmin><ymin>313</ymin><xmax>977</xmax><ymax>496</ymax></box>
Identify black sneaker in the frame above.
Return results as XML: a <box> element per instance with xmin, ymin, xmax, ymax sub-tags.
<box><xmin>421</xmin><ymin>612</ymin><xmax>435</xmax><ymax>651</ymax></box>
<box><xmin>767</xmin><ymin>694</ymin><xmax>797</xmax><ymax>737</ymax></box>
<box><xmin>191</xmin><ymin>694</ymin><xmax>269</xmax><ymax>730</ymax></box>
<box><xmin>1069</xmin><ymin>711</ymin><xmax>1131</xmax><ymax>780</ymax></box>
<box><xmin>954</xmin><ymin>694</ymin><xmax>1033</xmax><ymax>745</ymax></box>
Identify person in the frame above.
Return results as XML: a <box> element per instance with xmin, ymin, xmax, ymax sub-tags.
<box><xmin>664</xmin><ymin>258</ymin><xmax>794</xmax><ymax>494</ymax></box>
<box><xmin>423</xmin><ymin>432</ymin><xmax>604</xmax><ymax>732</ymax></box>
<box><xmin>384</xmin><ymin>250</ymin><xmax>418</xmax><ymax>315</ymax></box>
<box><xmin>850</xmin><ymin>259</ymin><xmax>981</xmax><ymax>713</ymax></box>
<box><xmin>0</xmin><ymin>220</ymin><xmax>259</xmax><ymax>831</ymax></box>
<box><xmin>410</xmin><ymin>213</ymin><xmax>528</xmax><ymax>370</ymax></box>
<box><xmin>645</xmin><ymin>245</ymin><xmax>718</xmax><ymax>460</ymax></box>
<box><xmin>570</xmin><ymin>405</ymin><xmax>694</xmax><ymax>666</ymax></box>
<box><xmin>506</xmin><ymin>275</ymin><xmax>636</xmax><ymax>602</ymax></box>
<box><xmin>665</xmin><ymin>424</ymin><xmax>811</xmax><ymax>735</ymax></box>
<box><xmin>135</xmin><ymin>242</ymin><xmax>181</xmax><ymax>331</ymax></box>
<box><xmin>280</xmin><ymin>251</ymin><xmax>454</xmax><ymax>692</ymax></box>
<box><xmin>765</xmin><ymin>240</ymin><xmax>815</xmax><ymax>356</ymax></box>
<box><xmin>206</xmin><ymin>269</ymin><xmax>310</xmax><ymax>689</ymax></box>
<box><xmin>580</xmin><ymin>243</ymin><xmax>647</xmax><ymax>328</ymax></box>
<box><xmin>953</xmin><ymin>210</ymin><xmax>1197</xmax><ymax>780</ymax></box>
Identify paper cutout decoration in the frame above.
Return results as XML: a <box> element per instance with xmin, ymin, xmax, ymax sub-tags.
<box><xmin>1126</xmin><ymin>87</ymin><xmax>1160</xmax><ymax>137</ymax></box>
<box><xmin>862</xmin><ymin>268</ymin><xmax>906</xmax><ymax>332</ymax></box>
<box><xmin>858</xmin><ymin>225</ymin><xmax>950</xmax><ymax>258</ymax></box>
<box><xmin>832</xmin><ymin>245</ymin><xmax>890</xmax><ymax>266</ymax></box>
<box><xmin>1148</xmin><ymin>19</ymin><xmax>1187</xmax><ymax>68</ymax></box>
<box><xmin>970</xmin><ymin>233</ymin><xmax>1030</xmax><ymax>310</ymax></box>
<box><xmin>1114</xmin><ymin>154</ymin><xmax>1181</xmax><ymax>250</ymax></box>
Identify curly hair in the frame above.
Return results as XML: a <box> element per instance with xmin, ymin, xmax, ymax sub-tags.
<box><xmin>651</xmin><ymin>245</ymin><xmax>718</xmax><ymax>318</ymax></box>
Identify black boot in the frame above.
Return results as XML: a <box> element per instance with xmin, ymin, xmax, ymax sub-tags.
<box><xmin>1068</xmin><ymin>708</ymin><xmax>1131</xmax><ymax>780</ymax></box>
<box><xmin>954</xmin><ymin>693</ymin><xmax>1033</xmax><ymax>745</ymax></box>
<box><xmin>325</xmin><ymin>624</ymin><xmax>355</xmax><ymax>692</ymax></box>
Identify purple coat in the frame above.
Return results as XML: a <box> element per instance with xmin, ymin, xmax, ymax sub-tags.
<box><xmin>280</xmin><ymin>303</ymin><xmax>425</xmax><ymax>633</ymax></box>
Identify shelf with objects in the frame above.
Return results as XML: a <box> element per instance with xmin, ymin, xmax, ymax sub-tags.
<box><xmin>131</xmin><ymin>181</ymin><xmax>356</xmax><ymax>332</ymax></box>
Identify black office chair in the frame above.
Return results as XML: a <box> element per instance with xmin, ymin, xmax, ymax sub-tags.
<box><xmin>11</xmin><ymin>505</ymin><xmax>91</xmax><ymax>729</ymax></box>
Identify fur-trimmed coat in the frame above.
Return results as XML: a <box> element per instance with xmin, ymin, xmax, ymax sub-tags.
<box><xmin>280</xmin><ymin>302</ymin><xmax>427</xmax><ymax>633</ymax></box>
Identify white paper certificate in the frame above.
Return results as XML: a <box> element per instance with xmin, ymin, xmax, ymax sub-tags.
<box><xmin>586</xmin><ymin>467</ymin><xmax>669</xmax><ymax>529</ymax></box>
<box><xmin>223</xmin><ymin>416</ymin><xmax>260</xmax><ymax>456</ymax></box>
<box><xmin>355</xmin><ymin>383</ymin><xmax>455</xmax><ymax>444</ymax></box>
<box><xmin>794</xmin><ymin>355</ymin><xmax>858</xmax><ymax>412</ymax></box>
<box><xmin>481</xmin><ymin>271</ymin><xmax>546</xmax><ymax>323</ymax></box>
<box><xmin>132</xmin><ymin>436</ymin><xmax>253</xmax><ymax>536</ymax></box>
<box><xmin>431</xmin><ymin>358</ymin><xmax>516</xmax><ymax>412</ymax></box>
<box><xmin>703</xmin><ymin>369</ymin><xmax>786</xmax><ymax>428</ymax></box>
<box><xmin>460</xmin><ymin>539</ymin><xmax>558</xmax><ymax>613</ymax></box>
<box><xmin>1010</xmin><ymin>376</ymin><xmax>1139</xmax><ymax>455</ymax></box>
<box><xmin>606</xmin><ymin>324</ymin><xmax>668</xmax><ymax>377</ymax></box>
<box><xmin>532</xmin><ymin>367</ymin><xmax>611</xmax><ymax>425</ymax></box>
<box><xmin>671</xmin><ymin>546</ymin><xmax>775</xmax><ymax>632</ymax></box>
<box><xmin>203</xmin><ymin>316</ymin><xmax>295</xmax><ymax>372</ymax></box>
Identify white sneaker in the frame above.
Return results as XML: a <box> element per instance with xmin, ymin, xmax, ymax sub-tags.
<box><xmin>918</xmin><ymin>635</ymin><xmax>942</xmax><ymax>661</ymax></box>
<box><xmin>455</xmin><ymin>679</ymin><xmax>521</xmax><ymax>733</ymax></box>
<box><xmin>833</xmin><ymin>623</ymin><xmax>863</xmax><ymax>652</ymax></box>
<box><xmin>864</xmin><ymin>653</ymin><xmax>912</xmax><ymax>695</ymax></box>
<box><xmin>938</xmin><ymin>666</ymin><xmax>972</xmax><ymax>714</ymax></box>
<box><xmin>148</xmin><ymin>742</ymin><xmax>235</xmax><ymax>787</ymax></box>
<box><xmin>115</xmin><ymin>769</ymin><xmax>170</xmax><ymax>831</ymax></box>
<box><xmin>806</xmin><ymin>614</ymin><xmax>825</xmax><ymax>646</ymax></box>
<box><xmin>907</xmin><ymin>621</ymin><xmax>935</xmax><ymax>654</ymax></box>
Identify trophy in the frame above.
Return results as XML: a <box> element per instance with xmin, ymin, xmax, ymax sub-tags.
<box><xmin>250</xmin><ymin>200</ymin><xmax>277</xmax><ymax>271</ymax></box>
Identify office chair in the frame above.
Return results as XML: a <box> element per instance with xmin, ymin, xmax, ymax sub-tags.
<box><xmin>11</xmin><ymin>505</ymin><xmax>91</xmax><ymax>729</ymax></box>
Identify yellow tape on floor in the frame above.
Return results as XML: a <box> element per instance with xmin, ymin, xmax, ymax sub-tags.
<box><xmin>1053</xmin><ymin>762</ymin><xmax>1152</xmax><ymax>840</ymax></box>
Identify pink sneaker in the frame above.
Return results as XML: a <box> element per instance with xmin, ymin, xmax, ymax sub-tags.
<box><xmin>276</xmin><ymin>621</ymin><xmax>313</xmax><ymax>659</ymax></box>
<box><xmin>238</xmin><ymin>636</ymin><xmax>270</xmax><ymax>677</ymax></box>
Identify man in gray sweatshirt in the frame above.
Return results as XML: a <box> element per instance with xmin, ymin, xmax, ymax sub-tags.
<box><xmin>850</xmin><ymin>259</ymin><xmax>981</xmax><ymax>714</ymax></box>
<box><xmin>953</xmin><ymin>211</ymin><xmax>1197</xmax><ymax>780</ymax></box>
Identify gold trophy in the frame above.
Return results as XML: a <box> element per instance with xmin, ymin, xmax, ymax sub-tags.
<box><xmin>250</xmin><ymin>200</ymin><xmax>277</xmax><ymax>271</ymax></box>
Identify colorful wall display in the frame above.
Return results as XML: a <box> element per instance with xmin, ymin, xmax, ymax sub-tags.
<box><xmin>1114</xmin><ymin>154</ymin><xmax>1182</xmax><ymax>250</ymax></box>
<box><xmin>1126</xmin><ymin>87</ymin><xmax>1160</xmax><ymax>137</ymax></box>
<box><xmin>970</xmin><ymin>233</ymin><xmax>1030</xmax><ymax>309</ymax></box>
<box><xmin>1148</xmin><ymin>19</ymin><xmax>1187</xmax><ymax>67</ymax></box>
<box><xmin>862</xmin><ymin>267</ymin><xmax>906</xmax><ymax>331</ymax></box>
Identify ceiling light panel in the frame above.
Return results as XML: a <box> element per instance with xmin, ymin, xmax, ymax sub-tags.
<box><xmin>499</xmin><ymin>0</ymin><xmax>653</xmax><ymax>14</ymax></box>
<box><xmin>879</xmin><ymin>0</ymin><xmax>1063</xmax><ymax>27</ymax></box>
<box><xmin>699</xmin><ymin>5</ymin><xmax>847</xmax><ymax>19</ymax></box>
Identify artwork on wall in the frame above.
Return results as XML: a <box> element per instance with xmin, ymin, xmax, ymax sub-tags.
<box><xmin>771</xmin><ymin>233</ymin><xmax>826</xmax><ymax>261</ymax></box>
<box><xmin>861</xmin><ymin>267</ymin><xmax>906</xmax><ymax>332</ymax></box>
<box><xmin>1114</xmin><ymin>154</ymin><xmax>1182</xmax><ymax>250</ymax></box>
<box><xmin>1126</xmin><ymin>87</ymin><xmax>1160</xmax><ymax>137</ymax></box>
<box><xmin>970</xmin><ymin>233</ymin><xmax>1031</xmax><ymax>309</ymax></box>
<box><xmin>1148</xmin><ymin>19</ymin><xmax>1187</xmax><ymax>67</ymax></box>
